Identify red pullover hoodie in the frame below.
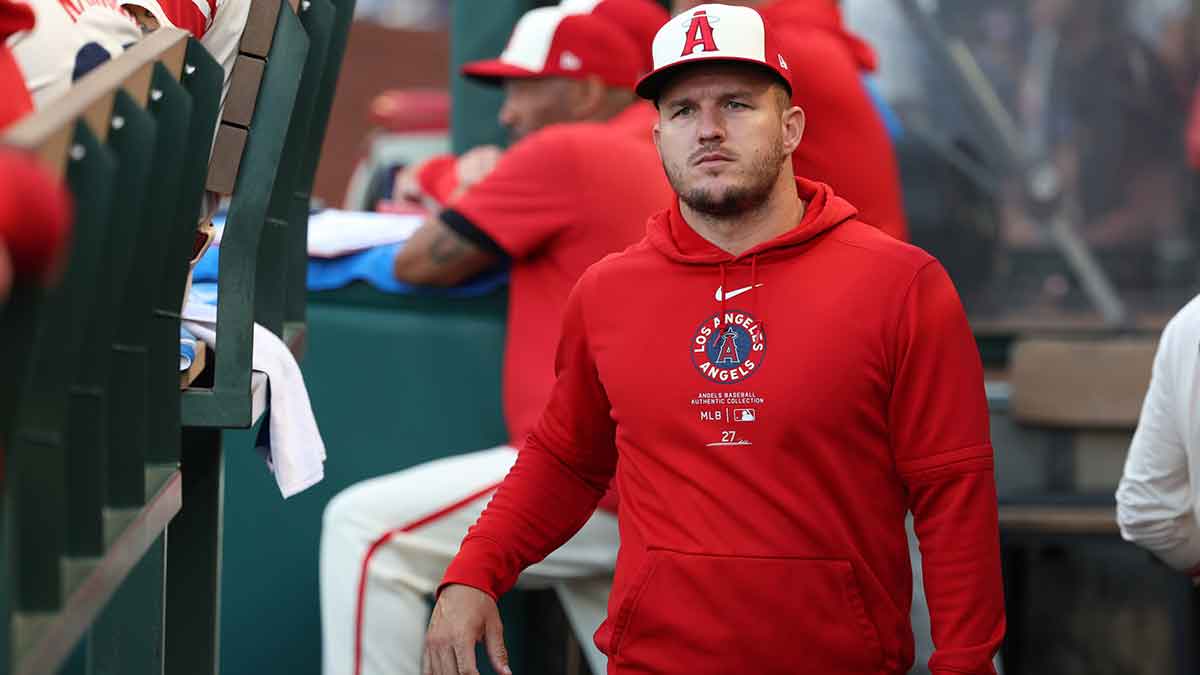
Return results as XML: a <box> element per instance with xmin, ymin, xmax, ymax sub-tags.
<box><xmin>758</xmin><ymin>0</ymin><xmax>910</xmax><ymax>242</ymax></box>
<box><xmin>443</xmin><ymin>178</ymin><xmax>1005</xmax><ymax>674</ymax></box>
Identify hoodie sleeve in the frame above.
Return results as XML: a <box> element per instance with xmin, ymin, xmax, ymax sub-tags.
<box><xmin>440</xmin><ymin>271</ymin><xmax>617</xmax><ymax>599</ymax></box>
<box><xmin>889</xmin><ymin>261</ymin><xmax>1004</xmax><ymax>675</ymax></box>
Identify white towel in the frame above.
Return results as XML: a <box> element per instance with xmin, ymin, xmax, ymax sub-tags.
<box><xmin>182</xmin><ymin>298</ymin><xmax>327</xmax><ymax>498</ymax></box>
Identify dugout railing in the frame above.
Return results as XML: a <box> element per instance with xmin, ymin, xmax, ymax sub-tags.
<box><xmin>0</xmin><ymin>0</ymin><xmax>353</xmax><ymax>668</ymax></box>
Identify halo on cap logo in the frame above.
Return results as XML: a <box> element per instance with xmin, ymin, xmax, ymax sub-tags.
<box><xmin>690</xmin><ymin>310</ymin><xmax>766</xmax><ymax>383</ymax></box>
<box><xmin>678</xmin><ymin>9</ymin><xmax>720</xmax><ymax>29</ymax></box>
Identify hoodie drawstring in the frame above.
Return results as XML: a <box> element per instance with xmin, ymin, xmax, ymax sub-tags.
<box><xmin>719</xmin><ymin>256</ymin><xmax>762</xmax><ymax>336</ymax></box>
<box><xmin>750</xmin><ymin>254</ymin><xmax>762</xmax><ymax>337</ymax></box>
<box><xmin>719</xmin><ymin>262</ymin><xmax>728</xmax><ymax>330</ymax></box>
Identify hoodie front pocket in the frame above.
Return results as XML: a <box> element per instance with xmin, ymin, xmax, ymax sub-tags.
<box><xmin>609</xmin><ymin>550</ymin><xmax>886</xmax><ymax>674</ymax></box>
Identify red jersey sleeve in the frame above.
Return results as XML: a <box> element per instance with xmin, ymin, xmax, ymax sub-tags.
<box><xmin>413</xmin><ymin>153</ymin><xmax>458</xmax><ymax>205</ymax></box>
<box><xmin>0</xmin><ymin>0</ymin><xmax>33</xmax><ymax>129</ymax></box>
<box><xmin>440</xmin><ymin>270</ymin><xmax>618</xmax><ymax>599</ymax></box>
<box><xmin>888</xmin><ymin>261</ymin><xmax>1005</xmax><ymax>674</ymax></box>
<box><xmin>448</xmin><ymin>127</ymin><xmax>580</xmax><ymax>260</ymax></box>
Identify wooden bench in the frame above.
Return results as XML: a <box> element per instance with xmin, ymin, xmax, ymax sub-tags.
<box><xmin>997</xmin><ymin>334</ymin><xmax>1200</xmax><ymax>674</ymax></box>
<box><xmin>181</xmin><ymin>0</ymin><xmax>312</xmax><ymax>429</ymax></box>
<box><xmin>1000</xmin><ymin>336</ymin><xmax>1157</xmax><ymax>531</ymax></box>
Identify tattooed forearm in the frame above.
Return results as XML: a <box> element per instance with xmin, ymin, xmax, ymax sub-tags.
<box><xmin>428</xmin><ymin>229</ymin><xmax>468</xmax><ymax>266</ymax></box>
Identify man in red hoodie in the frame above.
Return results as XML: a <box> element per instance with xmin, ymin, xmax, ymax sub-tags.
<box><xmin>318</xmin><ymin>8</ymin><xmax>673</xmax><ymax>675</ymax></box>
<box><xmin>674</xmin><ymin>0</ymin><xmax>908</xmax><ymax>241</ymax></box>
<box><xmin>425</xmin><ymin>5</ymin><xmax>1004</xmax><ymax>675</ymax></box>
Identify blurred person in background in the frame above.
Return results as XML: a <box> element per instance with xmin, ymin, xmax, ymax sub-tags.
<box><xmin>0</xmin><ymin>0</ymin><xmax>33</xmax><ymax>127</ymax></box>
<box><xmin>672</xmin><ymin>0</ymin><xmax>909</xmax><ymax>241</ymax></box>
<box><xmin>119</xmin><ymin>0</ymin><xmax>252</xmax><ymax>97</ymax></box>
<box><xmin>0</xmin><ymin>148</ymin><xmax>73</xmax><ymax>306</ymax></box>
<box><xmin>318</xmin><ymin>7</ymin><xmax>673</xmax><ymax>675</ymax></box>
<box><xmin>393</xmin><ymin>0</ymin><xmax>668</xmax><ymax>209</ymax></box>
<box><xmin>1008</xmin><ymin>0</ymin><xmax>1191</xmax><ymax>297</ymax></box>
<box><xmin>1190</xmin><ymin>84</ymin><xmax>1200</xmax><ymax>172</ymax></box>
<box><xmin>1</xmin><ymin>0</ymin><xmax>72</xmax><ymax>305</ymax></box>
<box><xmin>7</xmin><ymin>0</ymin><xmax>142</xmax><ymax>106</ymax></box>
<box><xmin>842</xmin><ymin>0</ymin><xmax>927</xmax><ymax>117</ymax></box>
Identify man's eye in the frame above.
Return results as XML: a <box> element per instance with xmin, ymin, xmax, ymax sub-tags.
<box><xmin>725</xmin><ymin>100</ymin><xmax>748</xmax><ymax>110</ymax></box>
<box><xmin>672</xmin><ymin>106</ymin><xmax>693</xmax><ymax>119</ymax></box>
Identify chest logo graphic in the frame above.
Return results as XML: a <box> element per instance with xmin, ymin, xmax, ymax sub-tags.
<box><xmin>691</xmin><ymin>310</ymin><xmax>766</xmax><ymax>383</ymax></box>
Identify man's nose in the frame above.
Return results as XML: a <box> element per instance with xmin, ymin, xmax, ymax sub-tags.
<box><xmin>497</xmin><ymin>100</ymin><xmax>517</xmax><ymax>130</ymax></box>
<box><xmin>696</xmin><ymin>106</ymin><xmax>726</xmax><ymax>144</ymax></box>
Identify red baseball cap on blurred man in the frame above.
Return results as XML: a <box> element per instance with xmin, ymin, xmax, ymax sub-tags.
<box><xmin>461</xmin><ymin>7</ymin><xmax>641</xmax><ymax>90</ymax></box>
<box><xmin>559</xmin><ymin>0</ymin><xmax>669</xmax><ymax>73</ymax></box>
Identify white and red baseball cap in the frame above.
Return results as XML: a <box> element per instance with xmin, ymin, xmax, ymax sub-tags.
<box><xmin>559</xmin><ymin>0</ymin><xmax>669</xmax><ymax>74</ymax></box>
<box><xmin>635</xmin><ymin>3</ymin><xmax>792</xmax><ymax>101</ymax></box>
<box><xmin>461</xmin><ymin>7</ymin><xmax>640</xmax><ymax>90</ymax></box>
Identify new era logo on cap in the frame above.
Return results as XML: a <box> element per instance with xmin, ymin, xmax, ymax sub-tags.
<box><xmin>635</xmin><ymin>3</ymin><xmax>793</xmax><ymax>100</ymax></box>
<box><xmin>560</xmin><ymin>50</ymin><xmax>582</xmax><ymax>70</ymax></box>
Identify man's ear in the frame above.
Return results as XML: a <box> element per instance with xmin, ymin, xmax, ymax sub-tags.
<box><xmin>569</xmin><ymin>75</ymin><xmax>608</xmax><ymax>118</ymax></box>
<box><xmin>782</xmin><ymin>104</ymin><xmax>804</xmax><ymax>155</ymax></box>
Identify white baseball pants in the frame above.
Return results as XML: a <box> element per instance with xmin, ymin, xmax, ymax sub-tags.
<box><xmin>319</xmin><ymin>446</ymin><xmax>619</xmax><ymax>675</ymax></box>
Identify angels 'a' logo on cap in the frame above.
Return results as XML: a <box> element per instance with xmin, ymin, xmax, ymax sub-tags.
<box><xmin>680</xmin><ymin>9</ymin><xmax>719</xmax><ymax>57</ymax></box>
<box><xmin>777</xmin><ymin>53</ymin><xmax>788</xmax><ymax>70</ymax></box>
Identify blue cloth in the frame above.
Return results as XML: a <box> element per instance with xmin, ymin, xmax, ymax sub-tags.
<box><xmin>192</xmin><ymin>242</ymin><xmax>509</xmax><ymax>297</ymax></box>
<box><xmin>180</xmin><ymin>326</ymin><xmax>197</xmax><ymax>371</ymax></box>
<box><xmin>863</xmin><ymin>75</ymin><xmax>904</xmax><ymax>141</ymax></box>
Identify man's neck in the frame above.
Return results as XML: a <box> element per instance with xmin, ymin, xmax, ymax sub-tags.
<box><xmin>681</xmin><ymin>174</ymin><xmax>806</xmax><ymax>256</ymax></box>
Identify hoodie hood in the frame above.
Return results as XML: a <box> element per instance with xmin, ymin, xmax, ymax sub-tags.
<box><xmin>759</xmin><ymin>0</ymin><xmax>877</xmax><ymax>72</ymax></box>
<box><xmin>647</xmin><ymin>177</ymin><xmax>858</xmax><ymax>265</ymax></box>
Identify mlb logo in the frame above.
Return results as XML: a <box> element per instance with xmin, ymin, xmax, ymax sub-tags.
<box><xmin>733</xmin><ymin>409</ymin><xmax>756</xmax><ymax>422</ymax></box>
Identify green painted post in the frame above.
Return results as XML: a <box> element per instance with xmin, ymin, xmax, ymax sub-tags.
<box><xmin>87</xmin><ymin>534</ymin><xmax>166</xmax><ymax>675</ymax></box>
<box><xmin>449</xmin><ymin>0</ymin><xmax>552</xmax><ymax>154</ymax></box>
<box><xmin>104</xmin><ymin>91</ymin><xmax>159</xmax><ymax>508</ymax></box>
<box><xmin>181</xmin><ymin>1</ymin><xmax>310</xmax><ymax>429</ymax></box>
<box><xmin>287</xmin><ymin>0</ymin><xmax>356</xmax><ymax>331</ymax></box>
<box><xmin>154</xmin><ymin>40</ymin><xmax>224</xmax><ymax>467</ymax></box>
<box><xmin>136</xmin><ymin>64</ymin><xmax>192</xmax><ymax>467</ymax></box>
<box><xmin>163</xmin><ymin>428</ymin><xmax>224</xmax><ymax>675</ymax></box>
<box><xmin>64</xmin><ymin>122</ymin><xmax>119</xmax><ymax>558</ymax></box>
<box><xmin>257</xmin><ymin>0</ymin><xmax>334</xmax><ymax>337</ymax></box>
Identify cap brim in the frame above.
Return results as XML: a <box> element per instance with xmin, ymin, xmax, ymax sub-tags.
<box><xmin>635</xmin><ymin>56</ymin><xmax>793</xmax><ymax>101</ymax></box>
<box><xmin>460</xmin><ymin>59</ymin><xmax>542</xmax><ymax>86</ymax></box>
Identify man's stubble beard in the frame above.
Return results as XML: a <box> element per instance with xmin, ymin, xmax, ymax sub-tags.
<box><xmin>666</xmin><ymin>141</ymin><xmax>788</xmax><ymax>218</ymax></box>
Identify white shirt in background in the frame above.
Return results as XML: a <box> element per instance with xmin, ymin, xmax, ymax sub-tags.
<box><xmin>1117</xmin><ymin>294</ymin><xmax>1200</xmax><ymax>574</ymax></box>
